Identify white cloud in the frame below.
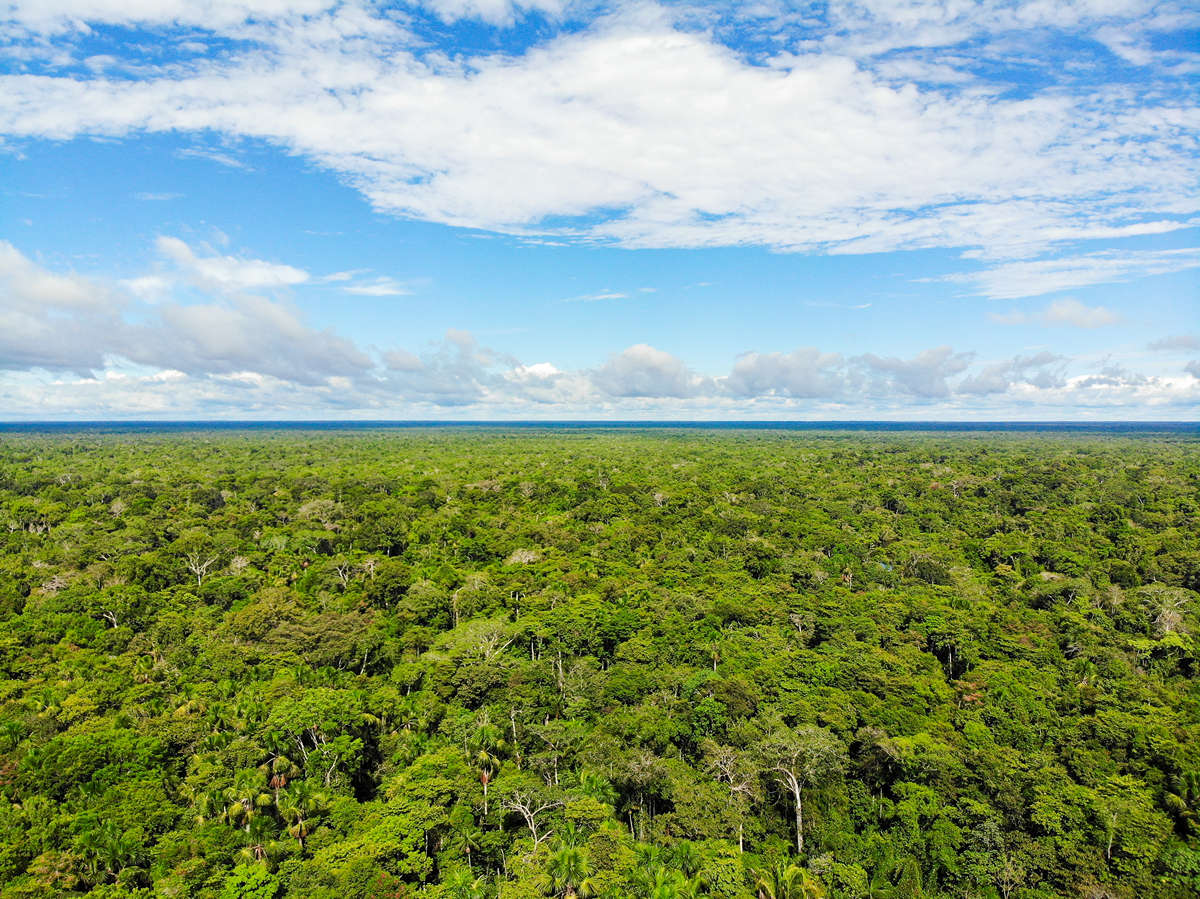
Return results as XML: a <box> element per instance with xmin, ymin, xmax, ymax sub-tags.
<box><xmin>0</xmin><ymin>242</ymin><xmax>100</xmax><ymax>310</ymax></box>
<box><xmin>0</xmin><ymin>240</ymin><xmax>122</xmax><ymax>374</ymax></box>
<box><xmin>342</xmin><ymin>277</ymin><xmax>411</xmax><ymax>296</ymax></box>
<box><xmin>563</xmin><ymin>291</ymin><xmax>629</xmax><ymax>302</ymax></box>
<box><xmin>1148</xmin><ymin>335</ymin><xmax>1200</xmax><ymax>351</ymax></box>
<box><xmin>133</xmin><ymin>294</ymin><xmax>371</xmax><ymax>384</ymax></box>
<box><xmin>1019</xmin><ymin>365</ymin><xmax>1200</xmax><ymax>411</ymax></box>
<box><xmin>1042</xmin><ymin>298</ymin><xmax>1120</xmax><ymax>328</ymax></box>
<box><xmin>726</xmin><ymin>347</ymin><xmax>845</xmax><ymax>398</ymax></box>
<box><xmin>2</xmin><ymin>0</ymin><xmax>340</xmax><ymax>34</ymax></box>
<box><xmin>509</xmin><ymin>361</ymin><xmax>560</xmax><ymax>380</ymax></box>
<box><xmin>420</xmin><ymin>0</ymin><xmax>567</xmax><ymax>26</ymax></box>
<box><xmin>957</xmin><ymin>351</ymin><xmax>1065</xmax><ymax>395</ymax></box>
<box><xmin>119</xmin><ymin>274</ymin><xmax>171</xmax><ymax>300</ymax></box>
<box><xmin>954</xmin><ymin>248</ymin><xmax>1200</xmax><ymax>300</ymax></box>
<box><xmin>383</xmin><ymin>348</ymin><xmax>423</xmax><ymax>372</ymax></box>
<box><xmin>0</xmin><ymin>240</ymin><xmax>1197</xmax><ymax>418</ymax></box>
<box><xmin>0</xmin><ymin>239</ymin><xmax>365</xmax><ymax>384</ymax></box>
<box><xmin>859</xmin><ymin>346</ymin><xmax>973</xmax><ymax>398</ymax></box>
<box><xmin>593</xmin><ymin>344</ymin><xmax>709</xmax><ymax>398</ymax></box>
<box><xmin>0</xmin><ymin>3</ymin><xmax>1195</xmax><ymax>264</ymax></box>
<box><xmin>990</xmin><ymin>298</ymin><xmax>1119</xmax><ymax>328</ymax></box>
<box><xmin>174</xmin><ymin>147</ymin><xmax>254</xmax><ymax>170</ymax></box>
<box><xmin>376</xmin><ymin>329</ymin><xmax>520</xmax><ymax>406</ymax></box>
<box><xmin>156</xmin><ymin>236</ymin><xmax>310</xmax><ymax>292</ymax></box>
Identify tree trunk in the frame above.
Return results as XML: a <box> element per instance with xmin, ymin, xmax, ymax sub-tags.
<box><xmin>793</xmin><ymin>789</ymin><xmax>804</xmax><ymax>855</ymax></box>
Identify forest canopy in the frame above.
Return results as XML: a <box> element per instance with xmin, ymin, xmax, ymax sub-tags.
<box><xmin>0</xmin><ymin>428</ymin><xmax>1197</xmax><ymax>899</ymax></box>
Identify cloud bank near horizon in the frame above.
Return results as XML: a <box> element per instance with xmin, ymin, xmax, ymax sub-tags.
<box><xmin>0</xmin><ymin>239</ymin><xmax>1196</xmax><ymax>419</ymax></box>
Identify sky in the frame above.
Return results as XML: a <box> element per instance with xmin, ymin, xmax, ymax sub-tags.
<box><xmin>0</xmin><ymin>0</ymin><xmax>1197</xmax><ymax>420</ymax></box>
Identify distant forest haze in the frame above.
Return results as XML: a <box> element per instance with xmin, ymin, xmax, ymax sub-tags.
<box><xmin>0</xmin><ymin>430</ymin><xmax>1197</xmax><ymax>898</ymax></box>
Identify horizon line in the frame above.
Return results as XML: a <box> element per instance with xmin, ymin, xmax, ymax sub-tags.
<box><xmin>0</xmin><ymin>419</ymin><xmax>1196</xmax><ymax>430</ymax></box>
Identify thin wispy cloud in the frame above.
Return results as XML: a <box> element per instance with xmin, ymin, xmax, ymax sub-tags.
<box><xmin>342</xmin><ymin>278</ymin><xmax>411</xmax><ymax>296</ymax></box>
<box><xmin>991</xmin><ymin>299</ymin><xmax>1120</xmax><ymax>329</ymax></box>
<box><xmin>175</xmin><ymin>147</ymin><xmax>252</xmax><ymax>170</ymax></box>
<box><xmin>1148</xmin><ymin>335</ymin><xmax>1200</xmax><ymax>352</ymax></box>
<box><xmin>952</xmin><ymin>249</ymin><xmax>1200</xmax><ymax>300</ymax></box>
<box><xmin>804</xmin><ymin>301</ymin><xmax>872</xmax><ymax>310</ymax></box>
<box><xmin>562</xmin><ymin>290</ymin><xmax>629</xmax><ymax>302</ymax></box>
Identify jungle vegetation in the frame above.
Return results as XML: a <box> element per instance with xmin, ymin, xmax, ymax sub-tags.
<box><xmin>0</xmin><ymin>429</ymin><xmax>1197</xmax><ymax>899</ymax></box>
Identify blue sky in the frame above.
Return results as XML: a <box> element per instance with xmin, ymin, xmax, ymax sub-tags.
<box><xmin>0</xmin><ymin>1</ymin><xmax>1197</xmax><ymax>419</ymax></box>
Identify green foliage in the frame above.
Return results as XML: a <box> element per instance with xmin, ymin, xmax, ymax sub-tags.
<box><xmin>0</xmin><ymin>429</ymin><xmax>1197</xmax><ymax>898</ymax></box>
<box><xmin>219</xmin><ymin>864</ymin><xmax>281</xmax><ymax>899</ymax></box>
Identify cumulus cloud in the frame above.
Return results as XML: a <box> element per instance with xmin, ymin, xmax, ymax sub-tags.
<box><xmin>377</xmin><ymin>329</ymin><xmax>516</xmax><ymax>405</ymax></box>
<box><xmin>958</xmin><ymin>351</ymin><xmax>1065</xmax><ymax>395</ymax></box>
<box><xmin>859</xmin><ymin>346</ymin><xmax>973</xmax><ymax>398</ymax></box>
<box><xmin>593</xmin><ymin>344</ymin><xmax>708</xmax><ymax>398</ymax></box>
<box><xmin>1</xmin><ymin>241</ymin><xmax>1197</xmax><ymax>418</ymax></box>
<box><xmin>133</xmin><ymin>295</ymin><xmax>371</xmax><ymax>384</ymax></box>
<box><xmin>0</xmin><ymin>241</ymin><xmax>122</xmax><ymax>374</ymax></box>
<box><xmin>726</xmin><ymin>347</ymin><xmax>845</xmax><ymax>398</ymax></box>
<box><xmin>0</xmin><ymin>2</ymin><xmax>1196</xmax><ymax>268</ymax></box>
<box><xmin>0</xmin><ymin>240</ymin><xmax>366</xmax><ymax>385</ymax></box>
<box><xmin>383</xmin><ymin>348</ymin><xmax>423</xmax><ymax>372</ymax></box>
<box><xmin>507</xmin><ymin>361</ymin><xmax>560</xmax><ymax>381</ymax></box>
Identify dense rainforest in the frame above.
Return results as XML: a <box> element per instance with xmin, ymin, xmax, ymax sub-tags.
<box><xmin>0</xmin><ymin>429</ymin><xmax>1197</xmax><ymax>899</ymax></box>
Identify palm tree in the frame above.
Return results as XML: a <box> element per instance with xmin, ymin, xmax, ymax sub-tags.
<box><xmin>752</xmin><ymin>862</ymin><xmax>826</xmax><ymax>899</ymax></box>
<box><xmin>476</xmin><ymin>747</ymin><xmax>502</xmax><ymax>816</ymax></box>
<box><xmin>277</xmin><ymin>781</ymin><xmax>326</xmax><ymax>851</ymax></box>
<box><xmin>577</xmin><ymin>769</ymin><xmax>618</xmax><ymax>807</ymax></box>
<box><xmin>1165</xmin><ymin>770</ymin><xmax>1200</xmax><ymax>836</ymax></box>
<box><xmin>557</xmin><ymin>820</ymin><xmax>583</xmax><ymax>849</ymax></box>
<box><xmin>224</xmin><ymin>768</ymin><xmax>271</xmax><ymax>832</ymax></box>
<box><xmin>188</xmin><ymin>784</ymin><xmax>227</xmax><ymax>826</ymax></box>
<box><xmin>75</xmin><ymin>820</ymin><xmax>140</xmax><ymax>885</ymax></box>
<box><xmin>237</xmin><ymin>815</ymin><xmax>283</xmax><ymax>867</ymax></box>
<box><xmin>546</xmin><ymin>844</ymin><xmax>596</xmax><ymax>898</ymax></box>
<box><xmin>642</xmin><ymin>867</ymin><xmax>700</xmax><ymax>899</ymax></box>
<box><xmin>261</xmin><ymin>752</ymin><xmax>302</xmax><ymax>806</ymax></box>
<box><xmin>635</xmin><ymin>843</ymin><xmax>665</xmax><ymax>874</ymax></box>
<box><xmin>445</xmin><ymin>867</ymin><xmax>488</xmax><ymax>899</ymax></box>
<box><xmin>672</xmin><ymin>840</ymin><xmax>702</xmax><ymax>879</ymax></box>
<box><xmin>449</xmin><ymin>820</ymin><xmax>484</xmax><ymax>871</ymax></box>
<box><xmin>471</xmin><ymin>713</ymin><xmax>508</xmax><ymax>815</ymax></box>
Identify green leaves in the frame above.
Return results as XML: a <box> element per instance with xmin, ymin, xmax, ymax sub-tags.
<box><xmin>0</xmin><ymin>431</ymin><xmax>1198</xmax><ymax>897</ymax></box>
